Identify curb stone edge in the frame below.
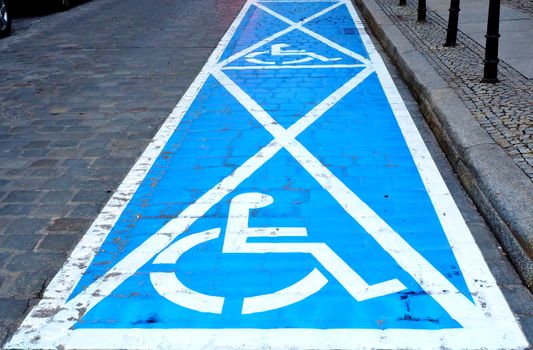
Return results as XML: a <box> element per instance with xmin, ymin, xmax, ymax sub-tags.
<box><xmin>351</xmin><ymin>0</ymin><xmax>533</xmax><ymax>289</ymax></box>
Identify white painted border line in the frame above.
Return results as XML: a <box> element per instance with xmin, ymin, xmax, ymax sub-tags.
<box><xmin>222</xmin><ymin>64</ymin><xmax>366</xmax><ymax>69</ymax></box>
<box><xmin>342</xmin><ymin>0</ymin><xmax>527</xmax><ymax>344</ymax></box>
<box><xmin>7</xmin><ymin>3</ymin><xmax>375</xmax><ymax>343</ymax></box>
<box><xmin>35</xmin><ymin>329</ymin><xmax>530</xmax><ymax>350</ymax></box>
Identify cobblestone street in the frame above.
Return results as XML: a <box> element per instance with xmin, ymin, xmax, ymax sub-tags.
<box><xmin>375</xmin><ymin>0</ymin><xmax>533</xmax><ymax>180</ymax></box>
<box><xmin>0</xmin><ymin>0</ymin><xmax>246</xmax><ymax>343</ymax></box>
<box><xmin>0</xmin><ymin>0</ymin><xmax>531</xmax><ymax>348</ymax></box>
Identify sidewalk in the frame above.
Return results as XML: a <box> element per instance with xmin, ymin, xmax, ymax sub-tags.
<box><xmin>431</xmin><ymin>0</ymin><xmax>532</xmax><ymax>79</ymax></box>
<box><xmin>353</xmin><ymin>0</ymin><xmax>533</xmax><ymax>286</ymax></box>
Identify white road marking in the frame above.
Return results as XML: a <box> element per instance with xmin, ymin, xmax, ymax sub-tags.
<box><xmin>242</xmin><ymin>268</ymin><xmax>328</xmax><ymax>314</ymax></box>
<box><xmin>222</xmin><ymin>63</ymin><xmax>365</xmax><ymax>69</ymax></box>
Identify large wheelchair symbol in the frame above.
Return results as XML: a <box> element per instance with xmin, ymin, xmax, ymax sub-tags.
<box><xmin>245</xmin><ymin>43</ymin><xmax>342</xmax><ymax>65</ymax></box>
<box><xmin>150</xmin><ymin>192</ymin><xmax>406</xmax><ymax>315</ymax></box>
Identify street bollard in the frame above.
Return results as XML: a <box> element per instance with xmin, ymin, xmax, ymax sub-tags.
<box><xmin>482</xmin><ymin>0</ymin><xmax>501</xmax><ymax>83</ymax></box>
<box><xmin>399</xmin><ymin>0</ymin><xmax>406</xmax><ymax>6</ymax></box>
<box><xmin>444</xmin><ymin>0</ymin><xmax>460</xmax><ymax>46</ymax></box>
<box><xmin>418</xmin><ymin>0</ymin><xmax>427</xmax><ymax>22</ymax></box>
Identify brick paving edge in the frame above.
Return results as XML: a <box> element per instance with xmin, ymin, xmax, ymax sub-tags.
<box><xmin>351</xmin><ymin>0</ymin><xmax>533</xmax><ymax>289</ymax></box>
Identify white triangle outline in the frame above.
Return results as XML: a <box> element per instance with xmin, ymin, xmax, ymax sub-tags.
<box><xmin>54</xmin><ymin>64</ymin><xmax>487</xmax><ymax>332</ymax></box>
<box><xmin>217</xmin><ymin>0</ymin><xmax>371</xmax><ymax>69</ymax></box>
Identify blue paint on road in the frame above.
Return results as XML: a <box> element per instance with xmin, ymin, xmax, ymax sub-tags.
<box><xmin>71</xmin><ymin>1</ymin><xmax>472</xmax><ymax>330</ymax></box>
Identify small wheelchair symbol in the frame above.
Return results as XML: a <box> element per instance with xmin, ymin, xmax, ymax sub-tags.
<box><xmin>150</xmin><ymin>192</ymin><xmax>406</xmax><ymax>314</ymax></box>
<box><xmin>244</xmin><ymin>43</ymin><xmax>342</xmax><ymax>65</ymax></box>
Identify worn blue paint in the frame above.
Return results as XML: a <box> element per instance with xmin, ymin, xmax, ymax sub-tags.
<box><xmin>71</xmin><ymin>1</ymin><xmax>473</xmax><ymax>330</ymax></box>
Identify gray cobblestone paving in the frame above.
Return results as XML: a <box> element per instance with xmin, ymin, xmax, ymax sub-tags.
<box><xmin>375</xmin><ymin>0</ymin><xmax>533</xmax><ymax>180</ymax></box>
<box><xmin>503</xmin><ymin>0</ymin><xmax>533</xmax><ymax>15</ymax></box>
<box><xmin>0</xmin><ymin>0</ymin><xmax>246</xmax><ymax>343</ymax></box>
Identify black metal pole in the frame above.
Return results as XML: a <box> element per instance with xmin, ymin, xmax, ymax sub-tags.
<box><xmin>444</xmin><ymin>0</ymin><xmax>460</xmax><ymax>46</ymax></box>
<box><xmin>418</xmin><ymin>0</ymin><xmax>427</xmax><ymax>22</ymax></box>
<box><xmin>482</xmin><ymin>0</ymin><xmax>501</xmax><ymax>83</ymax></box>
<box><xmin>399</xmin><ymin>0</ymin><xmax>406</xmax><ymax>6</ymax></box>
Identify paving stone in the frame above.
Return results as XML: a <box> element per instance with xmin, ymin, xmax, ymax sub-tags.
<box><xmin>61</xmin><ymin>159</ymin><xmax>92</xmax><ymax>168</ymax></box>
<box><xmin>4</xmin><ymin>191</ymin><xmax>41</xmax><ymax>203</ymax></box>
<box><xmin>500</xmin><ymin>284</ymin><xmax>533</xmax><ymax>315</ymax></box>
<box><xmin>0</xmin><ymin>235</ymin><xmax>42</xmax><ymax>251</ymax></box>
<box><xmin>0</xmin><ymin>272</ymin><xmax>48</xmax><ymax>300</ymax></box>
<box><xmin>0</xmin><ymin>324</ymin><xmax>10</xmax><ymax>347</ymax></box>
<box><xmin>47</xmin><ymin>217</ymin><xmax>93</xmax><ymax>232</ymax></box>
<box><xmin>0</xmin><ymin>219</ymin><xmax>9</xmax><ymax>235</ymax></box>
<box><xmin>71</xmin><ymin>190</ymin><xmax>110</xmax><ymax>203</ymax></box>
<box><xmin>0</xmin><ymin>253</ymin><xmax>11</xmax><ymax>269</ymax></box>
<box><xmin>67</xmin><ymin>203</ymin><xmax>103</xmax><ymax>219</ymax></box>
<box><xmin>21</xmin><ymin>149</ymin><xmax>50</xmax><ymax>157</ymax></box>
<box><xmin>29</xmin><ymin>159</ymin><xmax>59</xmax><ymax>168</ymax></box>
<box><xmin>0</xmin><ymin>299</ymin><xmax>27</xmax><ymax>321</ymax></box>
<box><xmin>0</xmin><ymin>205</ymin><xmax>33</xmax><ymax>216</ymax></box>
<box><xmin>5</xmin><ymin>253</ymin><xmax>65</xmax><ymax>273</ymax></box>
<box><xmin>4</xmin><ymin>218</ymin><xmax>50</xmax><ymax>235</ymax></box>
<box><xmin>30</xmin><ymin>204</ymin><xmax>71</xmax><ymax>217</ymax></box>
<box><xmin>518</xmin><ymin>316</ymin><xmax>533</xmax><ymax>345</ymax></box>
<box><xmin>37</xmin><ymin>234</ymin><xmax>78</xmax><ymax>253</ymax></box>
<box><xmin>22</xmin><ymin>141</ymin><xmax>50</xmax><ymax>149</ymax></box>
<box><xmin>40</xmin><ymin>191</ymin><xmax>74</xmax><ymax>203</ymax></box>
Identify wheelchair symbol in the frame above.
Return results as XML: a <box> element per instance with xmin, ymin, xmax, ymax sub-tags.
<box><xmin>150</xmin><ymin>192</ymin><xmax>406</xmax><ymax>314</ymax></box>
<box><xmin>244</xmin><ymin>43</ymin><xmax>342</xmax><ymax>65</ymax></box>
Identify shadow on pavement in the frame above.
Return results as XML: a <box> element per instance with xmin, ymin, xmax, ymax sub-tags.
<box><xmin>10</xmin><ymin>0</ymin><xmax>89</xmax><ymax>18</ymax></box>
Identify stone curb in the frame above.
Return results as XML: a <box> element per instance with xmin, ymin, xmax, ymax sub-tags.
<box><xmin>352</xmin><ymin>0</ymin><xmax>533</xmax><ymax>288</ymax></box>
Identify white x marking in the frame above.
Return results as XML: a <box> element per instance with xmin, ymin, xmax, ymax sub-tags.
<box><xmin>253</xmin><ymin>2</ymin><xmax>370</xmax><ymax>65</ymax></box>
<box><xmin>217</xmin><ymin>1</ymin><xmax>371</xmax><ymax>69</ymax></box>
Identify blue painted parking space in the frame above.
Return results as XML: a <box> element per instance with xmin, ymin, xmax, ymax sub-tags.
<box><xmin>7</xmin><ymin>0</ymin><xmax>527</xmax><ymax>348</ymax></box>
